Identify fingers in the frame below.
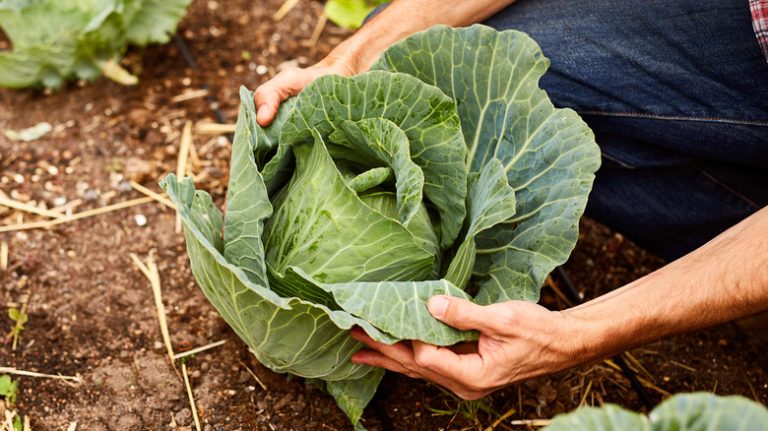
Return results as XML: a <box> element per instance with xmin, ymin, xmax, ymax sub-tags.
<box><xmin>351</xmin><ymin>349</ymin><xmax>420</xmax><ymax>378</ymax></box>
<box><xmin>427</xmin><ymin>296</ymin><xmax>506</xmax><ymax>333</ymax></box>
<box><xmin>349</xmin><ymin>327</ymin><xmax>414</xmax><ymax>365</ymax></box>
<box><xmin>411</xmin><ymin>341</ymin><xmax>485</xmax><ymax>386</ymax></box>
<box><xmin>350</xmin><ymin>327</ymin><xmax>493</xmax><ymax>400</ymax></box>
<box><xmin>253</xmin><ymin>67</ymin><xmax>320</xmax><ymax>126</ymax></box>
<box><xmin>253</xmin><ymin>81</ymin><xmax>284</xmax><ymax>126</ymax></box>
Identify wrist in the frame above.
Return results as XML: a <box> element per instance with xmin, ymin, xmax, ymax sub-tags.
<box><xmin>557</xmin><ymin>310</ymin><xmax>611</xmax><ymax>367</ymax></box>
<box><xmin>560</xmin><ymin>282</ymin><xmax>663</xmax><ymax>365</ymax></box>
<box><xmin>320</xmin><ymin>34</ymin><xmax>387</xmax><ymax>75</ymax></box>
<box><xmin>551</xmin><ymin>310</ymin><xmax>608</xmax><ymax>369</ymax></box>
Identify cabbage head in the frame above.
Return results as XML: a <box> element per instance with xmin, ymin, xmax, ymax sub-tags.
<box><xmin>0</xmin><ymin>0</ymin><xmax>190</xmax><ymax>88</ymax></box>
<box><xmin>162</xmin><ymin>25</ymin><xmax>601</xmax><ymax>428</ymax></box>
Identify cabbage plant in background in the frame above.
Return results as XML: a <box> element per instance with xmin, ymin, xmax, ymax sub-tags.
<box><xmin>162</xmin><ymin>25</ymin><xmax>601</xmax><ymax>429</ymax></box>
<box><xmin>324</xmin><ymin>0</ymin><xmax>386</xmax><ymax>29</ymax></box>
<box><xmin>0</xmin><ymin>0</ymin><xmax>190</xmax><ymax>88</ymax></box>
<box><xmin>543</xmin><ymin>392</ymin><xmax>768</xmax><ymax>430</ymax></box>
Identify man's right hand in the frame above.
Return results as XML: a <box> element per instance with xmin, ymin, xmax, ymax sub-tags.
<box><xmin>254</xmin><ymin>58</ymin><xmax>357</xmax><ymax>126</ymax></box>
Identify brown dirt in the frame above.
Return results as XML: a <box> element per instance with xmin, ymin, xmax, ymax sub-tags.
<box><xmin>0</xmin><ymin>1</ymin><xmax>765</xmax><ymax>430</ymax></box>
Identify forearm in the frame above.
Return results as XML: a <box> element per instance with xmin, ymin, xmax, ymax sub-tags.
<box><xmin>563</xmin><ymin>206</ymin><xmax>768</xmax><ymax>364</ymax></box>
<box><xmin>323</xmin><ymin>0</ymin><xmax>516</xmax><ymax>72</ymax></box>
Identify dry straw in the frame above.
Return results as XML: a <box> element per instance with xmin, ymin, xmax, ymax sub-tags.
<box><xmin>129</xmin><ymin>253</ymin><xmax>176</xmax><ymax>372</ymax></box>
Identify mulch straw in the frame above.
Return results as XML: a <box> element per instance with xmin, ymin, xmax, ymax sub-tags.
<box><xmin>129</xmin><ymin>181</ymin><xmax>176</xmax><ymax>210</ymax></box>
<box><xmin>129</xmin><ymin>253</ymin><xmax>177</xmax><ymax>372</ymax></box>
<box><xmin>173</xmin><ymin>340</ymin><xmax>226</xmax><ymax>361</ymax></box>
<box><xmin>181</xmin><ymin>362</ymin><xmax>202</xmax><ymax>431</ymax></box>
<box><xmin>0</xmin><ymin>367</ymin><xmax>81</xmax><ymax>383</ymax></box>
<box><xmin>0</xmin><ymin>196</ymin><xmax>66</xmax><ymax>220</ymax></box>
<box><xmin>0</xmin><ymin>240</ymin><xmax>7</xmax><ymax>271</ymax></box>
<box><xmin>0</xmin><ymin>197</ymin><xmax>153</xmax><ymax>233</ymax></box>
<box><xmin>195</xmin><ymin>122</ymin><xmax>236</xmax><ymax>135</ymax></box>
<box><xmin>273</xmin><ymin>0</ymin><xmax>299</xmax><ymax>20</ymax></box>
<box><xmin>175</xmin><ymin>121</ymin><xmax>193</xmax><ymax>233</ymax></box>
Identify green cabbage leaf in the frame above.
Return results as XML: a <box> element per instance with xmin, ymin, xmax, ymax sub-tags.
<box><xmin>543</xmin><ymin>392</ymin><xmax>768</xmax><ymax>431</ymax></box>
<box><xmin>0</xmin><ymin>0</ymin><xmax>190</xmax><ymax>88</ymax></box>
<box><xmin>162</xmin><ymin>25</ymin><xmax>600</xmax><ymax>428</ymax></box>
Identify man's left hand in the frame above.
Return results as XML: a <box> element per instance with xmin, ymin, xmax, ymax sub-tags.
<box><xmin>350</xmin><ymin>295</ymin><xmax>585</xmax><ymax>400</ymax></box>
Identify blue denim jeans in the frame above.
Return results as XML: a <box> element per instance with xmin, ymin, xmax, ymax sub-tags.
<box><xmin>370</xmin><ymin>0</ymin><xmax>768</xmax><ymax>260</ymax></box>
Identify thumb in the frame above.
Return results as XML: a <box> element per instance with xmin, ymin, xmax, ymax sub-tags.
<box><xmin>427</xmin><ymin>296</ymin><xmax>498</xmax><ymax>333</ymax></box>
<box><xmin>253</xmin><ymin>83</ymin><xmax>282</xmax><ymax>126</ymax></box>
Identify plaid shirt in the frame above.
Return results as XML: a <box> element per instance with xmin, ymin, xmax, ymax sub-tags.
<box><xmin>751</xmin><ymin>0</ymin><xmax>768</xmax><ymax>61</ymax></box>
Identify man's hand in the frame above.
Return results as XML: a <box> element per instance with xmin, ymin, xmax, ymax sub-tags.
<box><xmin>352</xmin><ymin>207</ymin><xmax>768</xmax><ymax>400</ymax></box>
<box><xmin>254</xmin><ymin>58</ymin><xmax>357</xmax><ymax>126</ymax></box>
<box><xmin>350</xmin><ymin>296</ymin><xmax>582</xmax><ymax>400</ymax></box>
<box><xmin>253</xmin><ymin>0</ymin><xmax>518</xmax><ymax>127</ymax></box>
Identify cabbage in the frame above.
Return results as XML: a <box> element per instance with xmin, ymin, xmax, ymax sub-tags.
<box><xmin>544</xmin><ymin>392</ymin><xmax>768</xmax><ymax>430</ymax></box>
<box><xmin>0</xmin><ymin>0</ymin><xmax>190</xmax><ymax>88</ymax></box>
<box><xmin>162</xmin><ymin>25</ymin><xmax>601</xmax><ymax>428</ymax></box>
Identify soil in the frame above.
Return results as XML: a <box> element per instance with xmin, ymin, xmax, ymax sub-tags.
<box><xmin>0</xmin><ymin>1</ymin><xmax>766</xmax><ymax>430</ymax></box>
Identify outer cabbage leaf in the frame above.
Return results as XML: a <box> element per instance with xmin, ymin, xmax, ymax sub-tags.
<box><xmin>544</xmin><ymin>393</ymin><xmax>768</xmax><ymax>431</ymax></box>
<box><xmin>373</xmin><ymin>25</ymin><xmax>601</xmax><ymax>302</ymax></box>
<box><xmin>544</xmin><ymin>404</ymin><xmax>650</xmax><ymax>431</ymax></box>
<box><xmin>122</xmin><ymin>0</ymin><xmax>188</xmax><ymax>45</ymax></box>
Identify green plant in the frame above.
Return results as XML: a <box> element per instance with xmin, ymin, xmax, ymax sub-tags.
<box><xmin>6</xmin><ymin>306</ymin><xmax>27</xmax><ymax>350</ymax></box>
<box><xmin>324</xmin><ymin>0</ymin><xmax>386</xmax><ymax>29</ymax></box>
<box><xmin>429</xmin><ymin>388</ymin><xmax>494</xmax><ymax>429</ymax></box>
<box><xmin>543</xmin><ymin>392</ymin><xmax>768</xmax><ymax>430</ymax></box>
<box><xmin>162</xmin><ymin>24</ymin><xmax>600</xmax><ymax>428</ymax></box>
<box><xmin>0</xmin><ymin>0</ymin><xmax>191</xmax><ymax>88</ymax></box>
<box><xmin>0</xmin><ymin>374</ymin><xmax>18</xmax><ymax>404</ymax></box>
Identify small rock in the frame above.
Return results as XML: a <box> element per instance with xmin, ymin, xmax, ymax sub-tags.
<box><xmin>175</xmin><ymin>408</ymin><xmax>193</xmax><ymax>426</ymax></box>
<box><xmin>124</xmin><ymin>157</ymin><xmax>155</xmax><ymax>183</ymax></box>
<box><xmin>134</xmin><ymin>214</ymin><xmax>147</xmax><ymax>227</ymax></box>
<box><xmin>83</xmin><ymin>189</ymin><xmax>99</xmax><ymax>201</ymax></box>
<box><xmin>273</xmin><ymin>393</ymin><xmax>293</xmax><ymax>411</ymax></box>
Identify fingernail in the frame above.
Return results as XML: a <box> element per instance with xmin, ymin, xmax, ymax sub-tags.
<box><xmin>427</xmin><ymin>295</ymin><xmax>449</xmax><ymax>318</ymax></box>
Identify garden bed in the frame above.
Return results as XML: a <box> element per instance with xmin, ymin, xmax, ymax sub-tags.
<box><xmin>0</xmin><ymin>1</ymin><xmax>765</xmax><ymax>429</ymax></box>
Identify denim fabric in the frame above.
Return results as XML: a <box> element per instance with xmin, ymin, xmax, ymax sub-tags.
<box><xmin>369</xmin><ymin>1</ymin><xmax>768</xmax><ymax>260</ymax></box>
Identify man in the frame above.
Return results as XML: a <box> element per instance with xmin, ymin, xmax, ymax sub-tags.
<box><xmin>254</xmin><ymin>0</ymin><xmax>768</xmax><ymax>400</ymax></box>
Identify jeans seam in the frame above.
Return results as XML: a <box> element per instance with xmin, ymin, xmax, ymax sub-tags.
<box><xmin>577</xmin><ymin>110</ymin><xmax>768</xmax><ymax>127</ymax></box>
<box><xmin>601</xmin><ymin>152</ymin><xmax>636</xmax><ymax>170</ymax></box>
<box><xmin>693</xmin><ymin>166</ymin><xmax>761</xmax><ymax>210</ymax></box>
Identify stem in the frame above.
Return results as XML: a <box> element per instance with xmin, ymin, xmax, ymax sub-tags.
<box><xmin>100</xmin><ymin>59</ymin><xmax>138</xmax><ymax>85</ymax></box>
